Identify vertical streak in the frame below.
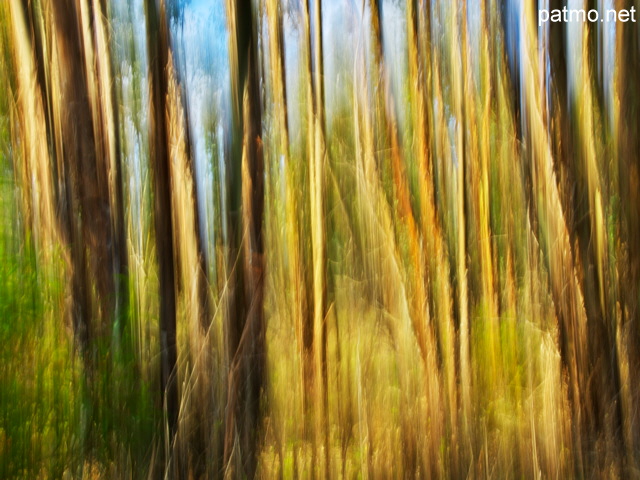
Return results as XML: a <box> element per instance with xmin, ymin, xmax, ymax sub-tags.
<box><xmin>145</xmin><ymin>0</ymin><xmax>179</xmax><ymax>448</ymax></box>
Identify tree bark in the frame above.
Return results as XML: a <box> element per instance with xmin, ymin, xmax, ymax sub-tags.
<box><xmin>145</xmin><ymin>0</ymin><xmax>179</xmax><ymax>445</ymax></box>
<box><xmin>45</xmin><ymin>0</ymin><xmax>118</xmax><ymax>359</ymax></box>
<box><xmin>224</xmin><ymin>0</ymin><xmax>266</xmax><ymax>476</ymax></box>
<box><xmin>300</xmin><ymin>0</ymin><xmax>330</xmax><ymax>473</ymax></box>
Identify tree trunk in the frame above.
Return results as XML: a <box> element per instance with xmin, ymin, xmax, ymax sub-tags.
<box><xmin>45</xmin><ymin>0</ymin><xmax>118</xmax><ymax>360</ymax></box>
<box><xmin>300</xmin><ymin>0</ymin><xmax>330</xmax><ymax>473</ymax></box>
<box><xmin>145</xmin><ymin>0</ymin><xmax>179</xmax><ymax>448</ymax></box>
<box><xmin>224</xmin><ymin>0</ymin><xmax>266</xmax><ymax>476</ymax></box>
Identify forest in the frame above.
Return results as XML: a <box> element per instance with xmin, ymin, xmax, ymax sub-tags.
<box><xmin>1</xmin><ymin>0</ymin><xmax>639</xmax><ymax>478</ymax></box>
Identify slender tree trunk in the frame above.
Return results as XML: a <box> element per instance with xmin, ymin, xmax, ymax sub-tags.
<box><xmin>224</xmin><ymin>0</ymin><xmax>265</xmax><ymax>476</ymax></box>
<box><xmin>145</xmin><ymin>0</ymin><xmax>179</xmax><ymax>449</ymax></box>
<box><xmin>91</xmin><ymin>0</ymin><xmax>129</xmax><ymax>336</ymax></box>
<box><xmin>452</xmin><ymin>0</ymin><xmax>471</xmax><ymax>455</ymax></box>
<box><xmin>264</xmin><ymin>2</ymin><xmax>296</xmax><ymax>332</ymax></box>
<box><xmin>7</xmin><ymin>0</ymin><xmax>58</xmax><ymax>266</ymax></box>
<box><xmin>311</xmin><ymin>0</ymin><xmax>330</xmax><ymax>472</ymax></box>
<box><xmin>301</xmin><ymin>0</ymin><xmax>330</xmax><ymax>473</ymax></box>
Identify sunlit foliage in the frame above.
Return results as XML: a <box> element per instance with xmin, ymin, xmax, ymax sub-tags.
<box><xmin>1</xmin><ymin>0</ymin><xmax>640</xmax><ymax>478</ymax></box>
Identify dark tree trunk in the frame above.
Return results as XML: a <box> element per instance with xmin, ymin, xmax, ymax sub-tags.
<box><xmin>145</xmin><ymin>0</ymin><xmax>179</xmax><ymax>444</ymax></box>
<box><xmin>49</xmin><ymin>0</ymin><xmax>117</xmax><ymax>359</ymax></box>
<box><xmin>224</xmin><ymin>0</ymin><xmax>265</xmax><ymax>476</ymax></box>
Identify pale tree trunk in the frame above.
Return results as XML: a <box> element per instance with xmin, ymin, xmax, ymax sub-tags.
<box><xmin>450</xmin><ymin>1</ymin><xmax>470</xmax><ymax>449</ymax></box>
<box><xmin>265</xmin><ymin>0</ymin><xmax>312</xmax><ymax>471</ymax></box>
<box><xmin>301</xmin><ymin>0</ymin><xmax>330</xmax><ymax>473</ymax></box>
<box><xmin>6</xmin><ymin>0</ymin><xmax>58</xmax><ymax>267</ymax></box>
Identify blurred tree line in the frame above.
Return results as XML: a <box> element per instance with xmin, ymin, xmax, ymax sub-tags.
<box><xmin>1</xmin><ymin>0</ymin><xmax>640</xmax><ymax>478</ymax></box>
